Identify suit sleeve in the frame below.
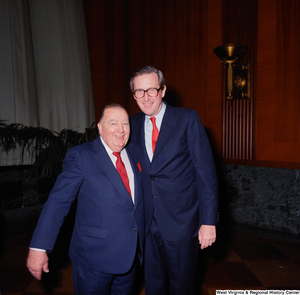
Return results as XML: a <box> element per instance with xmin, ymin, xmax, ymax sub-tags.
<box><xmin>30</xmin><ymin>148</ymin><xmax>85</xmax><ymax>251</ymax></box>
<box><xmin>186</xmin><ymin>110</ymin><xmax>219</xmax><ymax>225</ymax></box>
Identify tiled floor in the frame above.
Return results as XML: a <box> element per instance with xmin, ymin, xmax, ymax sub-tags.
<box><xmin>0</xmin><ymin>224</ymin><xmax>300</xmax><ymax>294</ymax></box>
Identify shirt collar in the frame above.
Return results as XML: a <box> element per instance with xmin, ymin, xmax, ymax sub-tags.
<box><xmin>100</xmin><ymin>136</ymin><xmax>125</xmax><ymax>155</ymax></box>
<box><xmin>145</xmin><ymin>101</ymin><xmax>166</xmax><ymax>128</ymax></box>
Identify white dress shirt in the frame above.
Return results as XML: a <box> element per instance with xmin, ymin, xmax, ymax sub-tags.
<box><xmin>100</xmin><ymin>137</ymin><xmax>135</xmax><ymax>204</ymax></box>
<box><xmin>144</xmin><ymin>102</ymin><xmax>166</xmax><ymax>162</ymax></box>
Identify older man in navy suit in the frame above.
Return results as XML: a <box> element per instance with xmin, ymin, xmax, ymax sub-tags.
<box><xmin>130</xmin><ymin>66</ymin><xmax>218</xmax><ymax>295</ymax></box>
<box><xmin>27</xmin><ymin>104</ymin><xmax>144</xmax><ymax>295</ymax></box>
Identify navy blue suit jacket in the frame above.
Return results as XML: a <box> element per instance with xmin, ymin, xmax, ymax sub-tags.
<box><xmin>30</xmin><ymin>137</ymin><xmax>144</xmax><ymax>274</ymax></box>
<box><xmin>130</xmin><ymin>104</ymin><xmax>218</xmax><ymax>242</ymax></box>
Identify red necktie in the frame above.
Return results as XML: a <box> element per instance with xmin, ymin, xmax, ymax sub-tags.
<box><xmin>113</xmin><ymin>152</ymin><xmax>131</xmax><ymax>196</ymax></box>
<box><xmin>150</xmin><ymin>117</ymin><xmax>159</xmax><ymax>153</ymax></box>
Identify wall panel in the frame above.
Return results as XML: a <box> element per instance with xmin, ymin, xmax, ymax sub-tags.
<box><xmin>221</xmin><ymin>0</ymin><xmax>257</xmax><ymax>160</ymax></box>
<box><xmin>126</xmin><ymin>0</ymin><xmax>223</xmax><ymax>154</ymax></box>
<box><xmin>256</xmin><ymin>0</ymin><xmax>300</xmax><ymax>166</ymax></box>
<box><xmin>84</xmin><ymin>0</ymin><xmax>300</xmax><ymax>169</ymax></box>
<box><xmin>83</xmin><ymin>0</ymin><xmax>126</xmax><ymax>121</ymax></box>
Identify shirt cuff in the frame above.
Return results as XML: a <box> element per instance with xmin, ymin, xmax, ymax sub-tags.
<box><xmin>29</xmin><ymin>248</ymin><xmax>46</xmax><ymax>252</ymax></box>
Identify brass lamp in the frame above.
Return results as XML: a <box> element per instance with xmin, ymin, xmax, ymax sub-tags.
<box><xmin>213</xmin><ymin>44</ymin><xmax>250</xmax><ymax>105</ymax></box>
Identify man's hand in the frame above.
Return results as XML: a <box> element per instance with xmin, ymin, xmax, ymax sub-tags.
<box><xmin>198</xmin><ymin>225</ymin><xmax>216</xmax><ymax>250</ymax></box>
<box><xmin>27</xmin><ymin>249</ymin><xmax>49</xmax><ymax>280</ymax></box>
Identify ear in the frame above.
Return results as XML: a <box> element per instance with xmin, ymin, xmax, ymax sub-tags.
<box><xmin>161</xmin><ymin>85</ymin><xmax>167</xmax><ymax>98</ymax></box>
<box><xmin>97</xmin><ymin>122</ymin><xmax>102</xmax><ymax>135</ymax></box>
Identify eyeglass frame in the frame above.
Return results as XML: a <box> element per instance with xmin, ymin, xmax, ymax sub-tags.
<box><xmin>133</xmin><ymin>87</ymin><xmax>162</xmax><ymax>99</ymax></box>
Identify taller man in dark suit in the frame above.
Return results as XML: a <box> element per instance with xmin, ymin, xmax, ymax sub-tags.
<box><xmin>130</xmin><ymin>66</ymin><xmax>219</xmax><ymax>295</ymax></box>
<box><xmin>27</xmin><ymin>104</ymin><xmax>144</xmax><ymax>295</ymax></box>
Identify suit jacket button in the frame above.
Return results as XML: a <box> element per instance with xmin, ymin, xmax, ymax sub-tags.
<box><xmin>151</xmin><ymin>177</ymin><xmax>156</xmax><ymax>180</ymax></box>
<box><xmin>133</xmin><ymin>228</ymin><xmax>137</xmax><ymax>231</ymax></box>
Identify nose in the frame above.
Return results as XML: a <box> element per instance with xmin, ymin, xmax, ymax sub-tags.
<box><xmin>118</xmin><ymin>123</ymin><xmax>124</xmax><ymax>132</ymax></box>
<box><xmin>144</xmin><ymin>92</ymin><xmax>150</xmax><ymax>101</ymax></box>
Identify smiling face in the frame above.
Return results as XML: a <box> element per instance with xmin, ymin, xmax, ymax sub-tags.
<box><xmin>97</xmin><ymin>107</ymin><xmax>130</xmax><ymax>152</ymax></box>
<box><xmin>133</xmin><ymin>72</ymin><xmax>166</xmax><ymax>117</ymax></box>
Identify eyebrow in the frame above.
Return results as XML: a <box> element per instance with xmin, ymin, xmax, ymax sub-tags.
<box><xmin>107</xmin><ymin>119</ymin><xmax>129</xmax><ymax>123</ymax></box>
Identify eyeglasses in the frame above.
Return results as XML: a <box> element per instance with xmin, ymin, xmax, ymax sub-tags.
<box><xmin>133</xmin><ymin>87</ymin><xmax>162</xmax><ymax>99</ymax></box>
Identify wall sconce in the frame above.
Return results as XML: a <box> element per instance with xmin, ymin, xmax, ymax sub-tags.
<box><xmin>213</xmin><ymin>44</ymin><xmax>250</xmax><ymax>105</ymax></box>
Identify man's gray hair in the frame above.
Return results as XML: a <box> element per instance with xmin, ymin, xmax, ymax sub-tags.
<box><xmin>130</xmin><ymin>65</ymin><xmax>165</xmax><ymax>92</ymax></box>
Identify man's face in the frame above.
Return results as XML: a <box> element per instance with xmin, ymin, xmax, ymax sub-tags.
<box><xmin>97</xmin><ymin>107</ymin><xmax>130</xmax><ymax>152</ymax></box>
<box><xmin>133</xmin><ymin>72</ymin><xmax>166</xmax><ymax>117</ymax></box>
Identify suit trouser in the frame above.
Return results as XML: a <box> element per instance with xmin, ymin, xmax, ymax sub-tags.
<box><xmin>72</xmin><ymin>261</ymin><xmax>136</xmax><ymax>295</ymax></box>
<box><xmin>144</xmin><ymin>215</ymin><xmax>199</xmax><ymax>295</ymax></box>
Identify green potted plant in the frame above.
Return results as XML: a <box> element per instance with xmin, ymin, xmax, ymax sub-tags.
<box><xmin>0</xmin><ymin>121</ymin><xmax>99</xmax><ymax>179</ymax></box>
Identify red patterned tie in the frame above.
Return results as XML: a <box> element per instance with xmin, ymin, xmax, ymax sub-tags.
<box><xmin>113</xmin><ymin>152</ymin><xmax>131</xmax><ymax>196</ymax></box>
<box><xmin>150</xmin><ymin>117</ymin><xmax>159</xmax><ymax>153</ymax></box>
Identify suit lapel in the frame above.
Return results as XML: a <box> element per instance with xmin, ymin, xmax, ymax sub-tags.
<box><xmin>134</xmin><ymin>114</ymin><xmax>150</xmax><ymax>166</ymax></box>
<box><xmin>127</xmin><ymin>145</ymin><xmax>141</xmax><ymax>209</ymax></box>
<box><xmin>92</xmin><ymin>137</ymin><xmax>132</xmax><ymax>202</ymax></box>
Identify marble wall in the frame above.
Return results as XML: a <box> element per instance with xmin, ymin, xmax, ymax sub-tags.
<box><xmin>219</xmin><ymin>165</ymin><xmax>300</xmax><ymax>235</ymax></box>
<box><xmin>1</xmin><ymin>165</ymin><xmax>299</xmax><ymax>236</ymax></box>
<box><xmin>0</xmin><ymin>166</ymin><xmax>54</xmax><ymax>234</ymax></box>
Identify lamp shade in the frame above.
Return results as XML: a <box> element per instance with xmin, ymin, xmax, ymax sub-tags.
<box><xmin>213</xmin><ymin>44</ymin><xmax>248</xmax><ymax>64</ymax></box>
